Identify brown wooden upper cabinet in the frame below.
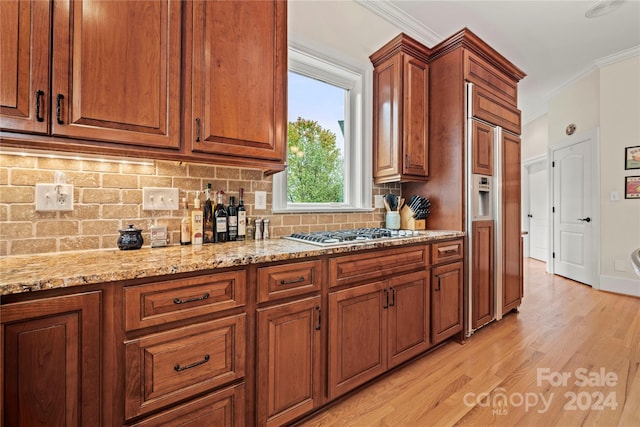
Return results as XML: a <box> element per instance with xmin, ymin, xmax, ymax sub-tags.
<box><xmin>186</xmin><ymin>0</ymin><xmax>287</xmax><ymax>163</ymax></box>
<box><xmin>370</xmin><ymin>34</ymin><xmax>430</xmax><ymax>184</ymax></box>
<box><xmin>471</xmin><ymin>120</ymin><xmax>494</xmax><ymax>176</ymax></box>
<box><xmin>1</xmin><ymin>0</ymin><xmax>182</xmax><ymax>149</ymax></box>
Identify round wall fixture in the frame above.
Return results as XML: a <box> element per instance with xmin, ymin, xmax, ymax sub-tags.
<box><xmin>566</xmin><ymin>124</ymin><xmax>576</xmax><ymax>135</ymax></box>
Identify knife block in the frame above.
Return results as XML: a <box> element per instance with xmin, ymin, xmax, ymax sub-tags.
<box><xmin>400</xmin><ymin>205</ymin><xmax>425</xmax><ymax>230</ymax></box>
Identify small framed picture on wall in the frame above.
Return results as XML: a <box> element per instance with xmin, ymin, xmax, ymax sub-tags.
<box><xmin>625</xmin><ymin>176</ymin><xmax>640</xmax><ymax>199</ymax></box>
<box><xmin>625</xmin><ymin>146</ymin><xmax>640</xmax><ymax>170</ymax></box>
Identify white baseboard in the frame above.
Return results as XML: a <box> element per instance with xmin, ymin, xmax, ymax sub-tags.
<box><xmin>599</xmin><ymin>275</ymin><xmax>640</xmax><ymax>297</ymax></box>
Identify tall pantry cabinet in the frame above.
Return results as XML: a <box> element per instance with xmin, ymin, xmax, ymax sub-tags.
<box><xmin>404</xmin><ymin>29</ymin><xmax>526</xmax><ymax>328</ymax></box>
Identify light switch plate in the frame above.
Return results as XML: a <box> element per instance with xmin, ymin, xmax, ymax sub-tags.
<box><xmin>142</xmin><ymin>187</ymin><xmax>179</xmax><ymax>211</ymax></box>
<box><xmin>374</xmin><ymin>195</ymin><xmax>384</xmax><ymax>209</ymax></box>
<box><xmin>35</xmin><ymin>183</ymin><xmax>74</xmax><ymax>211</ymax></box>
<box><xmin>255</xmin><ymin>191</ymin><xmax>267</xmax><ymax>210</ymax></box>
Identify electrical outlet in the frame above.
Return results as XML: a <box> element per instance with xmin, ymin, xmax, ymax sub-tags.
<box><xmin>142</xmin><ymin>187</ymin><xmax>179</xmax><ymax>211</ymax></box>
<box><xmin>35</xmin><ymin>183</ymin><xmax>74</xmax><ymax>211</ymax></box>
<box><xmin>255</xmin><ymin>191</ymin><xmax>267</xmax><ymax>210</ymax></box>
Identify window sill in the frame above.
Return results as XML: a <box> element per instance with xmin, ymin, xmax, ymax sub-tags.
<box><xmin>271</xmin><ymin>207</ymin><xmax>375</xmax><ymax>214</ymax></box>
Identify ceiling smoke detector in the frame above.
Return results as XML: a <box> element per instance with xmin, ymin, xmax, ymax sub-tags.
<box><xmin>585</xmin><ymin>0</ymin><xmax>626</xmax><ymax>18</ymax></box>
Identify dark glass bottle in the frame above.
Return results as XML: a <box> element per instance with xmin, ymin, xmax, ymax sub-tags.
<box><xmin>237</xmin><ymin>188</ymin><xmax>246</xmax><ymax>241</ymax></box>
<box><xmin>213</xmin><ymin>190</ymin><xmax>228</xmax><ymax>243</ymax></box>
<box><xmin>203</xmin><ymin>183</ymin><xmax>214</xmax><ymax>244</ymax></box>
<box><xmin>227</xmin><ymin>196</ymin><xmax>238</xmax><ymax>241</ymax></box>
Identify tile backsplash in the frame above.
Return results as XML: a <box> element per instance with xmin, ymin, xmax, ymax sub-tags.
<box><xmin>0</xmin><ymin>153</ymin><xmax>397</xmax><ymax>256</ymax></box>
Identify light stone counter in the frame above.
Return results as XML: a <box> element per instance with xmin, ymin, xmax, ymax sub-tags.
<box><xmin>0</xmin><ymin>230</ymin><xmax>464</xmax><ymax>295</ymax></box>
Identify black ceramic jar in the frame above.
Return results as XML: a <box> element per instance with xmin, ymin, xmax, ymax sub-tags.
<box><xmin>117</xmin><ymin>224</ymin><xmax>144</xmax><ymax>250</ymax></box>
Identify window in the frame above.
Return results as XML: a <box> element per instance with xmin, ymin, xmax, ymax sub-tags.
<box><xmin>272</xmin><ymin>47</ymin><xmax>371</xmax><ymax>212</ymax></box>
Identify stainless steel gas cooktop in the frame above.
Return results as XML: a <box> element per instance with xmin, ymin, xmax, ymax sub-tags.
<box><xmin>283</xmin><ymin>228</ymin><xmax>419</xmax><ymax>247</ymax></box>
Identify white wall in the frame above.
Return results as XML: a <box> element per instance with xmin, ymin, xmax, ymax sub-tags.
<box><xmin>543</xmin><ymin>57</ymin><xmax>640</xmax><ymax>296</ymax></box>
<box><xmin>521</xmin><ymin>114</ymin><xmax>548</xmax><ymax>161</ymax></box>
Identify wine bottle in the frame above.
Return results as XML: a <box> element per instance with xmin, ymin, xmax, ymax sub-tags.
<box><xmin>227</xmin><ymin>196</ymin><xmax>238</xmax><ymax>241</ymax></box>
<box><xmin>237</xmin><ymin>188</ymin><xmax>246</xmax><ymax>241</ymax></box>
<box><xmin>191</xmin><ymin>192</ymin><xmax>203</xmax><ymax>245</ymax></box>
<box><xmin>203</xmin><ymin>183</ymin><xmax>214</xmax><ymax>244</ymax></box>
<box><xmin>213</xmin><ymin>190</ymin><xmax>228</xmax><ymax>243</ymax></box>
<box><xmin>180</xmin><ymin>197</ymin><xmax>191</xmax><ymax>245</ymax></box>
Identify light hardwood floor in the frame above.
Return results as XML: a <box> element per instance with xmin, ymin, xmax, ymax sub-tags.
<box><xmin>298</xmin><ymin>259</ymin><xmax>640</xmax><ymax>426</ymax></box>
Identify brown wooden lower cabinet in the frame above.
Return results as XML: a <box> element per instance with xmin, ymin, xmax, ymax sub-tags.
<box><xmin>328</xmin><ymin>270</ymin><xmax>430</xmax><ymax>400</ymax></box>
<box><xmin>130</xmin><ymin>383</ymin><xmax>245</xmax><ymax>427</ymax></box>
<box><xmin>431</xmin><ymin>261</ymin><xmax>464</xmax><ymax>344</ymax></box>
<box><xmin>1</xmin><ymin>291</ymin><xmax>102</xmax><ymax>427</ymax></box>
<box><xmin>256</xmin><ymin>296</ymin><xmax>322</xmax><ymax>426</ymax></box>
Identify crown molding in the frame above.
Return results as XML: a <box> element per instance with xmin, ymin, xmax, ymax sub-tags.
<box><xmin>354</xmin><ymin>0</ymin><xmax>442</xmax><ymax>47</ymax></box>
<box><xmin>595</xmin><ymin>45</ymin><xmax>640</xmax><ymax>68</ymax></box>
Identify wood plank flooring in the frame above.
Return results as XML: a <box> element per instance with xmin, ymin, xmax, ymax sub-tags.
<box><xmin>298</xmin><ymin>259</ymin><xmax>640</xmax><ymax>426</ymax></box>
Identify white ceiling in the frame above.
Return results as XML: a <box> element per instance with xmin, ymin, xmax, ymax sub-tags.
<box><xmin>359</xmin><ymin>0</ymin><xmax>640</xmax><ymax>124</ymax></box>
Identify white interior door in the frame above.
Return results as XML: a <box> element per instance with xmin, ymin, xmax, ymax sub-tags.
<box><xmin>551</xmin><ymin>135</ymin><xmax>596</xmax><ymax>286</ymax></box>
<box><xmin>527</xmin><ymin>160</ymin><xmax>548</xmax><ymax>262</ymax></box>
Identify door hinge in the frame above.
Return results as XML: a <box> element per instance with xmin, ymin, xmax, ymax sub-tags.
<box><xmin>552</xmin><ymin>161</ymin><xmax>555</xmax><ymax>167</ymax></box>
<box><xmin>552</xmin><ymin>252</ymin><xmax>555</xmax><ymax>259</ymax></box>
<box><xmin>552</xmin><ymin>206</ymin><xmax>555</xmax><ymax>213</ymax></box>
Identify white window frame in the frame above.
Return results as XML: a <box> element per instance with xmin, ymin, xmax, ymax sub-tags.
<box><xmin>272</xmin><ymin>45</ymin><xmax>372</xmax><ymax>213</ymax></box>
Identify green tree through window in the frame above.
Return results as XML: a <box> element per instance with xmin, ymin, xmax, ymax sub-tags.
<box><xmin>287</xmin><ymin>117</ymin><xmax>344</xmax><ymax>203</ymax></box>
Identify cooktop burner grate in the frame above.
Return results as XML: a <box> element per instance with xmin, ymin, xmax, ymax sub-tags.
<box><xmin>283</xmin><ymin>228</ymin><xmax>418</xmax><ymax>246</ymax></box>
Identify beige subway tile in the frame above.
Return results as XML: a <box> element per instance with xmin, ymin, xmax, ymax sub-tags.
<box><xmin>281</xmin><ymin>215</ymin><xmax>301</xmax><ymax>226</ymax></box>
<box><xmin>139</xmin><ymin>176</ymin><xmax>173</xmax><ymax>189</ymax></box>
<box><xmin>66</xmin><ymin>171</ymin><xmax>100</xmax><ymax>187</ymax></box>
<box><xmin>300</xmin><ymin>214</ymin><xmax>319</xmax><ymax>225</ymax></box>
<box><xmin>60</xmin><ymin>204</ymin><xmax>100</xmax><ymax>220</ymax></box>
<box><xmin>59</xmin><ymin>236</ymin><xmax>101</xmax><ymax>252</ymax></box>
<box><xmin>82</xmin><ymin>220</ymin><xmax>121</xmax><ymax>236</ymax></box>
<box><xmin>81</xmin><ymin>160</ymin><xmax>120</xmax><ymax>173</ymax></box>
<box><xmin>252</xmin><ymin>181</ymin><xmax>272</xmax><ymax>192</ymax></box>
<box><xmin>121</xmin><ymin>163</ymin><xmax>155</xmax><ymax>175</ymax></box>
<box><xmin>317</xmin><ymin>214</ymin><xmax>334</xmax><ymax>224</ymax></box>
<box><xmin>271</xmin><ymin>226</ymin><xmax>292</xmax><ymax>237</ymax></box>
<box><xmin>36</xmin><ymin>220</ymin><xmax>79</xmax><ymax>237</ymax></box>
<box><xmin>9</xmin><ymin>169</ymin><xmax>53</xmax><ymax>185</ymax></box>
<box><xmin>102</xmin><ymin>204</ymin><xmax>139</xmax><ymax>219</ymax></box>
<box><xmin>0</xmin><ymin>186</ymin><xmax>33</xmax><ymax>203</ymax></box>
<box><xmin>37</xmin><ymin>157</ymin><xmax>82</xmax><ymax>171</ymax></box>
<box><xmin>0</xmin><ymin>240</ymin><xmax>8</xmax><ymax>256</ymax></box>
<box><xmin>309</xmin><ymin>224</ymin><xmax>327</xmax><ymax>232</ymax></box>
<box><xmin>265</xmin><ymin>215</ymin><xmax>282</xmax><ymax>227</ymax></box>
<box><xmin>241</xmin><ymin>169</ymin><xmax>263</xmax><ymax>181</ymax></box>
<box><xmin>122</xmin><ymin>189</ymin><xmax>143</xmax><ymax>205</ymax></box>
<box><xmin>188</xmin><ymin>164</ymin><xmax>217</xmax><ymax>179</ymax></box>
<box><xmin>206</xmin><ymin>180</ymin><xmax>229</xmax><ymax>193</ymax></box>
<box><xmin>0</xmin><ymin>168</ymin><xmax>7</xmax><ymax>185</ymax></box>
<box><xmin>226</xmin><ymin>181</ymin><xmax>253</xmax><ymax>196</ymax></box>
<box><xmin>157</xmin><ymin>161</ymin><xmax>188</xmax><ymax>178</ymax></box>
<box><xmin>216</xmin><ymin>167</ymin><xmax>240</xmax><ymax>179</ymax></box>
<box><xmin>104</xmin><ymin>173</ymin><xmax>139</xmax><ymax>189</ymax></box>
<box><xmin>0</xmin><ymin>205</ymin><xmax>7</xmax><ymax>221</ymax></box>
<box><xmin>10</xmin><ymin>204</ymin><xmax>54</xmax><ymax>222</ymax></box>
<box><xmin>83</xmin><ymin>188</ymin><xmax>120</xmax><ymax>203</ymax></box>
<box><xmin>0</xmin><ymin>154</ymin><xmax>37</xmax><ymax>168</ymax></box>
<box><xmin>291</xmin><ymin>225</ymin><xmax>310</xmax><ymax>234</ymax></box>
<box><xmin>333</xmin><ymin>214</ymin><xmax>349</xmax><ymax>224</ymax></box>
<box><xmin>0</xmin><ymin>222</ymin><xmax>33</xmax><ymax>239</ymax></box>
<box><xmin>100</xmin><ymin>233</ymin><xmax>121</xmax><ymax>250</ymax></box>
<box><xmin>339</xmin><ymin>223</ymin><xmax>356</xmax><ymax>230</ymax></box>
<box><xmin>11</xmin><ymin>238</ymin><xmax>56</xmax><ymax>255</ymax></box>
<box><xmin>173</xmin><ymin>178</ymin><xmax>204</xmax><ymax>193</ymax></box>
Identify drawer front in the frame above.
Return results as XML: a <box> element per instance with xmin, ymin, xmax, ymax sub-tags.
<box><xmin>470</xmin><ymin>86</ymin><xmax>521</xmax><ymax>135</ymax></box>
<box><xmin>432</xmin><ymin>239</ymin><xmax>464</xmax><ymax>265</ymax></box>
<box><xmin>329</xmin><ymin>245</ymin><xmax>430</xmax><ymax>288</ymax></box>
<box><xmin>125</xmin><ymin>314</ymin><xmax>246</xmax><ymax>419</ymax></box>
<box><xmin>464</xmin><ymin>50</ymin><xmax>518</xmax><ymax>106</ymax></box>
<box><xmin>131</xmin><ymin>383</ymin><xmax>245</xmax><ymax>427</ymax></box>
<box><xmin>257</xmin><ymin>260</ymin><xmax>322</xmax><ymax>303</ymax></box>
<box><xmin>124</xmin><ymin>270</ymin><xmax>246</xmax><ymax>331</ymax></box>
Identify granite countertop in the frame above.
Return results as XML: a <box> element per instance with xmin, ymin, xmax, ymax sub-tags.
<box><xmin>0</xmin><ymin>230</ymin><xmax>464</xmax><ymax>296</ymax></box>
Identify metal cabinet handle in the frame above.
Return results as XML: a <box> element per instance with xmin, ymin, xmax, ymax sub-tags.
<box><xmin>56</xmin><ymin>94</ymin><xmax>64</xmax><ymax>124</ymax></box>
<box><xmin>173</xmin><ymin>293</ymin><xmax>209</xmax><ymax>305</ymax></box>
<box><xmin>383</xmin><ymin>289</ymin><xmax>389</xmax><ymax>309</ymax></box>
<box><xmin>389</xmin><ymin>287</ymin><xmax>396</xmax><ymax>307</ymax></box>
<box><xmin>195</xmin><ymin>117</ymin><xmax>201</xmax><ymax>142</ymax></box>
<box><xmin>577</xmin><ymin>217</ymin><xmax>591</xmax><ymax>223</ymax></box>
<box><xmin>280</xmin><ymin>277</ymin><xmax>305</xmax><ymax>285</ymax></box>
<box><xmin>435</xmin><ymin>277</ymin><xmax>441</xmax><ymax>291</ymax></box>
<box><xmin>174</xmin><ymin>354</ymin><xmax>210</xmax><ymax>372</ymax></box>
<box><xmin>35</xmin><ymin>90</ymin><xmax>45</xmax><ymax>122</ymax></box>
<box><xmin>315</xmin><ymin>305</ymin><xmax>321</xmax><ymax>330</ymax></box>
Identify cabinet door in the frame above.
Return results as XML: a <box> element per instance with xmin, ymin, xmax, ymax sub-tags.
<box><xmin>431</xmin><ymin>262</ymin><xmax>463</xmax><ymax>344</ymax></box>
<box><xmin>471</xmin><ymin>120</ymin><xmax>494</xmax><ymax>176</ymax></box>
<box><xmin>502</xmin><ymin>132</ymin><xmax>523</xmax><ymax>313</ymax></box>
<box><xmin>1</xmin><ymin>291</ymin><xmax>101</xmax><ymax>427</ymax></box>
<box><xmin>372</xmin><ymin>54</ymin><xmax>401</xmax><ymax>183</ymax></box>
<box><xmin>190</xmin><ymin>0</ymin><xmax>286</xmax><ymax>162</ymax></box>
<box><xmin>472</xmin><ymin>220</ymin><xmax>495</xmax><ymax>329</ymax></box>
<box><xmin>387</xmin><ymin>270</ymin><xmax>430</xmax><ymax>368</ymax></box>
<box><xmin>0</xmin><ymin>0</ymin><xmax>50</xmax><ymax>134</ymax></box>
<box><xmin>328</xmin><ymin>281</ymin><xmax>387</xmax><ymax>400</ymax></box>
<box><xmin>257</xmin><ymin>296</ymin><xmax>322</xmax><ymax>426</ymax></box>
<box><xmin>402</xmin><ymin>54</ymin><xmax>429</xmax><ymax>178</ymax></box>
<box><xmin>51</xmin><ymin>0</ymin><xmax>181</xmax><ymax>148</ymax></box>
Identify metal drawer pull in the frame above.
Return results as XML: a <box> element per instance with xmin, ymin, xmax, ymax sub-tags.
<box><xmin>56</xmin><ymin>94</ymin><xmax>64</xmax><ymax>124</ymax></box>
<box><xmin>195</xmin><ymin>117</ymin><xmax>201</xmax><ymax>142</ymax></box>
<box><xmin>389</xmin><ymin>287</ymin><xmax>396</xmax><ymax>307</ymax></box>
<box><xmin>174</xmin><ymin>354</ymin><xmax>210</xmax><ymax>372</ymax></box>
<box><xmin>35</xmin><ymin>90</ymin><xmax>45</xmax><ymax>122</ymax></box>
<box><xmin>439</xmin><ymin>246</ymin><xmax>458</xmax><ymax>255</ymax></box>
<box><xmin>173</xmin><ymin>292</ymin><xmax>210</xmax><ymax>305</ymax></box>
<box><xmin>315</xmin><ymin>306</ymin><xmax>321</xmax><ymax>330</ymax></box>
<box><xmin>280</xmin><ymin>277</ymin><xmax>305</xmax><ymax>285</ymax></box>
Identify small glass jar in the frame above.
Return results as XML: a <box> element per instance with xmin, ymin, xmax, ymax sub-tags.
<box><xmin>385</xmin><ymin>211</ymin><xmax>400</xmax><ymax>230</ymax></box>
